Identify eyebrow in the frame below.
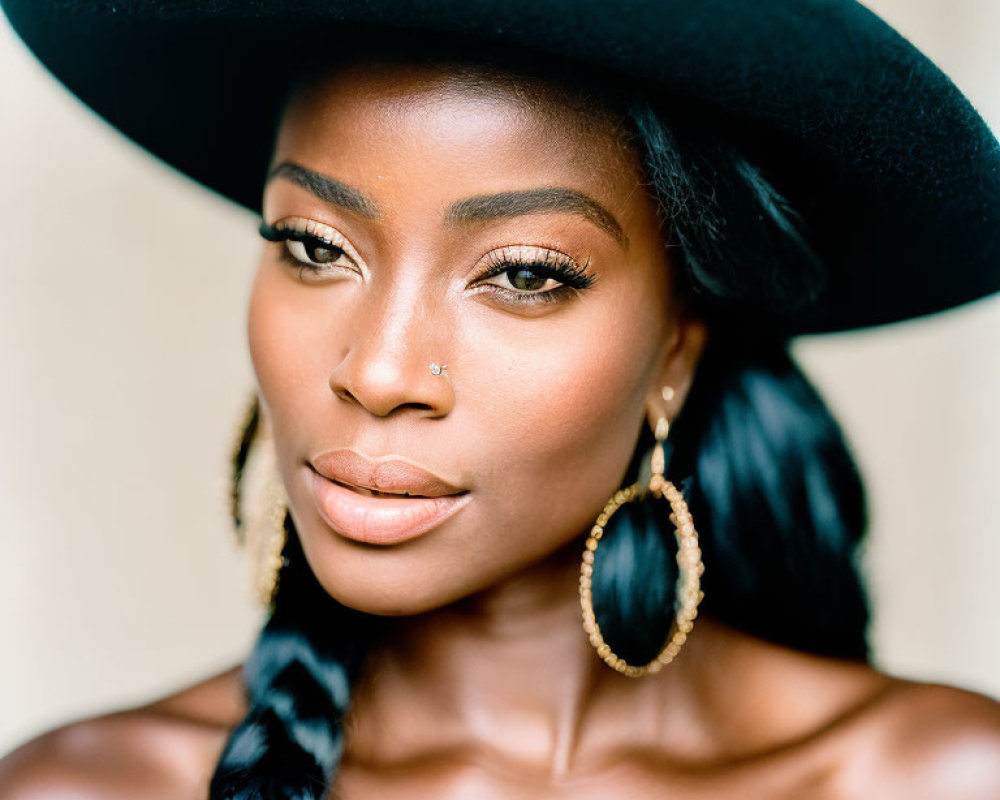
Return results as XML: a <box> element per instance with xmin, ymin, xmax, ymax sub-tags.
<box><xmin>267</xmin><ymin>161</ymin><xmax>627</xmax><ymax>247</ymax></box>
<box><xmin>267</xmin><ymin>162</ymin><xmax>380</xmax><ymax>218</ymax></box>
<box><xmin>446</xmin><ymin>188</ymin><xmax>628</xmax><ymax>247</ymax></box>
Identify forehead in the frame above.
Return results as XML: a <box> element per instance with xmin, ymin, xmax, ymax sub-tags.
<box><xmin>270</xmin><ymin>59</ymin><xmax>650</xmax><ymax>229</ymax></box>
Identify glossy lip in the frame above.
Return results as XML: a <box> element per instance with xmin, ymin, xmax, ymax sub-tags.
<box><xmin>306</xmin><ymin>449</ymin><xmax>470</xmax><ymax>545</ymax></box>
<box><xmin>312</xmin><ymin>448</ymin><xmax>465</xmax><ymax>498</ymax></box>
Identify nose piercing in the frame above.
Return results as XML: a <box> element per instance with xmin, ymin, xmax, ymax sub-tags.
<box><xmin>429</xmin><ymin>362</ymin><xmax>448</xmax><ymax>377</ymax></box>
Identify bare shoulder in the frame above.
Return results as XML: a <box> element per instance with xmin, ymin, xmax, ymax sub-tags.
<box><xmin>0</xmin><ymin>665</ymin><xmax>247</xmax><ymax>800</ymax></box>
<box><xmin>837</xmin><ymin>678</ymin><xmax>1000</xmax><ymax>799</ymax></box>
<box><xmin>701</xmin><ymin>625</ymin><xmax>1000</xmax><ymax>798</ymax></box>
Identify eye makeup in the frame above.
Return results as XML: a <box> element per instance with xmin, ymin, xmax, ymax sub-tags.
<box><xmin>470</xmin><ymin>244</ymin><xmax>597</xmax><ymax>306</ymax></box>
<box><xmin>259</xmin><ymin>219</ymin><xmax>598</xmax><ymax>305</ymax></box>
<box><xmin>259</xmin><ymin>218</ymin><xmax>362</xmax><ymax>276</ymax></box>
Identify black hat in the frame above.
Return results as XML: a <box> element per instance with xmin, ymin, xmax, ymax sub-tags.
<box><xmin>3</xmin><ymin>0</ymin><xmax>999</xmax><ymax>334</ymax></box>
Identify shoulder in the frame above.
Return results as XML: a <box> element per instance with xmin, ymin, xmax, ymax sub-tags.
<box><xmin>836</xmin><ymin>679</ymin><xmax>1000</xmax><ymax>799</ymax></box>
<box><xmin>0</xmin><ymin>665</ymin><xmax>246</xmax><ymax>800</ymax></box>
<box><xmin>702</xmin><ymin>626</ymin><xmax>1000</xmax><ymax>798</ymax></box>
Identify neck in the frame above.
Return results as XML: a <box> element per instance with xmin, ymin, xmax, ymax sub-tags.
<box><xmin>343</xmin><ymin>538</ymin><xmax>721</xmax><ymax>776</ymax></box>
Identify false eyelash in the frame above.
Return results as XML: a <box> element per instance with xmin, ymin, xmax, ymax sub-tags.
<box><xmin>259</xmin><ymin>221</ymin><xmax>353</xmax><ymax>275</ymax></box>
<box><xmin>480</xmin><ymin>249</ymin><xmax>596</xmax><ymax>290</ymax></box>
<box><xmin>472</xmin><ymin>254</ymin><xmax>596</xmax><ymax>308</ymax></box>
<box><xmin>259</xmin><ymin>221</ymin><xmax>339</xmax><ymax>250</ymax></box>
<box><xmin>259</xmin><ymin>221</ymin><xmax>286</xmax><ymax>242</ymax></box>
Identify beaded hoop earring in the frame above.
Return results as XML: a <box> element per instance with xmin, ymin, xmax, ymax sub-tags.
<box><xmin>579</xmin><ymin>409</ymin><xmax>705</xmax><ymax>677</ymax></box>
<box><xmin>229</xmin><ymin>395</ymin><xmax>289</xmax><ymax>610</ymax></box>
<box><xmin>255</xmin><ymin>478</ymin><xmax>288</xmax><ymax>609</ymax></box>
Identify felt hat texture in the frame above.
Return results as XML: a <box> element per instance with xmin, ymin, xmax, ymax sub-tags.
<box><xmin>2</xmin><ymin>0</ymin><xmax>999</xmax><ymax>334</ymax></box>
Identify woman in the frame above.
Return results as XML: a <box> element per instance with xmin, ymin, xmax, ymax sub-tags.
<box><xmin>1</xmin><ymin>1</ymin><xmax>999</xmax><ymax>797</ymax></box>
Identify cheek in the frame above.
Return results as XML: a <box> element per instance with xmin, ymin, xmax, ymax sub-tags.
<box><xmin>463</xmin><ymin>289</ymin><xmax>669</xmax><ymax>562</ymax></box>
<box><xmin>247</xmin><ymin>260</ymin><xmax>340</xmax><ymax>449</ymax></box>
<box><xmin>248</xmin><ymin>263</ymin><xmax>298</xmax><ymax>430</ymax></box>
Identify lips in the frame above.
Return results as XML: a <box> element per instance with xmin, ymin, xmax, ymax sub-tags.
<box><xmin>312</xmin><ymin>449</ymin><xmax>465</xmax><ymax>498</ymax></box>
<box><xmin>306</xmin><ymin>449</ymin><xmax>469</xmax><ymax>545</ymax></box>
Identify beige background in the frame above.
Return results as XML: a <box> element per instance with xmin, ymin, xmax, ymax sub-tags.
<box><xmin>1</xmin><ymin>0</ymin><xmax>998</xmax><ymax>756</ymax></box>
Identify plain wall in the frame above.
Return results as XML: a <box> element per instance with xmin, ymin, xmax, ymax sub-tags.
<box><xmin>1</xmin><ymin>0</ymin><xmax>998</xmax><ymax>755</ymax></box>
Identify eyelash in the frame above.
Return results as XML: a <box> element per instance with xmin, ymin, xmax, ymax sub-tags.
<box><xmin>258</xmin><ymin>221</ymin><xmax>597</xmax><ymax>304</ymax></box>
<box><xmin>259</xmin><ymin>221</ymin><xmax>356</xmax><ymax>276</ymax></box>
<box><xmin>474</xmin><ymin>246</ymin><xmax>595</xmax><ymax>305</ymax></box>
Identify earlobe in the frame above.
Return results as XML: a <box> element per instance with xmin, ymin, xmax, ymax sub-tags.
<box><xmin>644</xmin><ymin>314</ymin><xmax>708</xmax><ymax>426</ymax></box>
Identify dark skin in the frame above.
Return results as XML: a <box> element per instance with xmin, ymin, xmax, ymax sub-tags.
<box><xmin>3</xmin><ymin>61</ymin><xmax>1000</xmax><ymax>799</ymax></box>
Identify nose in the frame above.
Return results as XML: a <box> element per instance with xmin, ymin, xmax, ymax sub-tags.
<box><xmin>327</xmin><ymin>284</ymin><xmax>455</xmax><ymax>419</ymax></box>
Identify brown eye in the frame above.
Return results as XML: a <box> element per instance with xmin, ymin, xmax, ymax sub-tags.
<box><xmin>260</xmin><ymin>217</ymin><xmax>364</xmax><ymax>277</ymax></box>
<box><xmin>473</xmin><ymin>244</ymin><xmax>595</xmax><ymax>304</ymax></box>
<box><xmin>286</xmin><ymin>238</ymin><xmax>352</xmax><ymax>270</ymax></box>
<box><xmin>304</xmin><ymin>241</ymin><xmax>342</xmax><ymax>264</ymax></box>
<box><xmin>508</xmin><ymin>267</ymin><xmax>548</xmax><ymax>291</ymax></box>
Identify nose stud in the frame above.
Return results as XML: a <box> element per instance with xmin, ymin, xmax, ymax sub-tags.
<box><xmin>429</xmin><ymin>362</ymin><xmax>448</xmax><ymax>377</ymax></box>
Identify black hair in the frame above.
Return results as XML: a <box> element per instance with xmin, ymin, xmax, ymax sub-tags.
<box><xmin>594</xmin><ymin>103</ymin><xmax>868</xmax><ymax>666</ymax></box>
<box><xmin>210</xmin><ymin>49</ymin><xmax>869</xmax><ymax>799</ymax></box>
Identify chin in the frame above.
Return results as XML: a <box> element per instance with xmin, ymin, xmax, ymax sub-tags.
<box><xmin>317</xmin><ymin>567</ymin><xmax>481</xmax><ymax>617</ymax></box>
<box><xmin>291</xmin><ymin>516</ymin><xmax>487</xmax><ymax>617</ymax></box>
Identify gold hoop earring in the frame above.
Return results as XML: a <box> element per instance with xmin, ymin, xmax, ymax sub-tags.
<box><xmin>228</xmin><ymin>396</ymin><xmax>288</xmax><ymax>608</ymax></box>
<box><xmin>255</xmin><ymin>477</ymin><xmax>288</xmax><ymax>609</ymax></box>
<box><xmin>579</xmin><ymin>408</ymin><xmax>705</xmax><ymax>677</ymax></box>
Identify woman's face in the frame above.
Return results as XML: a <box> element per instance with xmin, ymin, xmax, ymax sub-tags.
<box><xmin>249</xmin><ymin>60</ymin><xmax>706</xmax><ymax>615</ymax></box>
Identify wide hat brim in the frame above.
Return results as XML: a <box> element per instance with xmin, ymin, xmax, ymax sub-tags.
<box><xmin>3</xmin><ymin>0</ymin><xmax>999</xmax><ymax>335</ymax></box>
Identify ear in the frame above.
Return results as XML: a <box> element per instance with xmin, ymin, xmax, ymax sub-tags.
<box><xmin>643</xmin><ymin>312</ymin><xmax>708</xmax><ymax>430</ymax></box>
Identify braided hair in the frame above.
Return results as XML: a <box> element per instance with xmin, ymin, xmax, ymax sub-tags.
<box><xmin>210</xmin><ymin>48</ymin><xmax>869</xmax><ymax>799</ymax></box>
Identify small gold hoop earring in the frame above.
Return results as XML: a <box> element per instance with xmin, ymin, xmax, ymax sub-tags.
<box><xmin>579</xmin><ymin>407</ymin><xmax>705</xmax><ymax>677</ymax></box>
